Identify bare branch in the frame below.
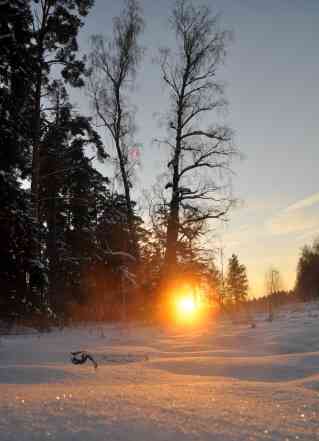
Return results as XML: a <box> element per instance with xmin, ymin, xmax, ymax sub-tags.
<box><xmin>156</xmin><ymin>0</ymin><xmax>235</xmax><ymax>269</ymax></box>
<box><xmin>181</xmin><ymin>128</ymin><xmax>230</xmax><ymax>141</ymax></box>
<box><xmin>87</xmin><ymin>0</ymin><xmax>144</xmax><ymax>263</ymax></box>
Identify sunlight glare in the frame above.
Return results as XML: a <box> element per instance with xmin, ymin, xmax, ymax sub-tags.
<box><xmin>179</xmin><ymin>297</ymin><xmax>196</xmax><ymax>314</ymax></box>
<box><xmin>175</xmin><ymin>294</ymin><xmax>198</xmax><ymax>322</ymax></box>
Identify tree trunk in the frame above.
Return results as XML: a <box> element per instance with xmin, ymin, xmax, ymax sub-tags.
<box><xmin>31</xmin><ymin>66</ymin><xmax>42</xmax><ymax>237</ymax></box>
<box><xmin>164</xmin><ymin>89</ymin><xmax>185</xmax><ymax>272</ymax></box>
<box><xmin>114</xmin><ymin>84</ymin><xmax>140</xmax><ymax>264</ymax></box>
<box><xmin>117</xmin><ymin>144</ymin><xmax>140</xmax><ymax>262</ymax></box>
<box><xmin>29</xmin><ymin>52</ymin><xmax>43</xmax><ymax>301</ymax></box>
<box><xmin>47</xmin><ymin>189</ymin><xmax>58</xmax><ymax>308</ymax></box>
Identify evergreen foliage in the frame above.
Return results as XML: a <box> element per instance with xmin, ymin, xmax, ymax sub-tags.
<box><xmin>0</xmin><ymin>0</ymin><xmax>249</xmax><ymax>326</ymax></box>
<box><xmin>226</xmin><ymin>254</ymin><xmax>249</xmax><ymax>305</ymax></box>
<box><xmin>295</xmin><ymin>239</ymin><xmax>319</xmax><ymax>301</ymax></box>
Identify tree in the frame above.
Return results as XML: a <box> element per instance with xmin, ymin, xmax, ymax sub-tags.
<box><xmin>39</xmin><ymin>81</ymin><xmax>106</xmax><ymax>313</ymax></box>
<box><xmin>295</xmin><ymin>240</ymin><xmax>319</xmax><ymax>301</ymax></box>
<box><xmin>94</xmin><ymin>193</ymin><xmax>144</xmax><ymax>320</ymax></box>
<box><xmin>159</xmin><ymin>0</ymin><xmax>235</xmax><ymax>274</ymax></box>
<box><xmin>264</xmin><ymin>267</ymin><xmax>283</xmax><ymax>320</ymax></box>
<box><xmin>0</xmin><ymin>0</ymin><xmax>43</xmax><ymax>318</ymax></box>
<box><xmin>0</xmin><ymin>0</ymin><xmax>34</xmax><ymax>176</ymax></box>
<box><xmin>265</xmin><ymin>267</ymin><xmax>282</xmax><ymax>296</ymax></box>
<box><xmin>88</xmin><ymin>0</ymin><xmax>144</xmax><ymax>263</ymax></box>
<box><xmin>29</xmin><ymin>0</ymin><xmax>95</xmax><ymax>273</ymax></box>
<box><xmin>226</xmin><ymin>254</ymin><xmax>248</xmax><ymax>305</ymax></box>
<box><xmin>206</xmin><ymin>260</ymin><xmax>223</xmax><ymax>306</ymax></box>
<box><xmin>0</xmin><ymin>173</ymin><xmax>38</xmax><ymax>318</ymax></box>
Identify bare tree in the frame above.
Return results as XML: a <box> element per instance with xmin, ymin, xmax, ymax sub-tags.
<box><xmin>265</xmin><ymin>267</ymin><xmax>282</xmax><ymax>321</ymax></box>
<box><xmin>88</xmin><ymin>0</ymin><xmax>144</xmax><ymax>262</ymax></box>
<box><xmin>158</xmin><ymin>0</ymin><xmax>236</xmax><ymax>273</ymax></box>
<box><xmin>265</xmin><ymin>267</ymin><xmax>282</xmax><ymax>296</ymax></box>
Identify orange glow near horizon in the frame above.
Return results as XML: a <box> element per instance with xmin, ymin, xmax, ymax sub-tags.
<box><xmin>173</xmin><ymin>289</ymin><xmax>203</xmax><ymax>324</ymax></box>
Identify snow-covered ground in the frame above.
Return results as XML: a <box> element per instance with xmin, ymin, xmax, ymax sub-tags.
<box><xmin>1</xmin><ymin>303</ymin><xmax>319</xmax><ymax>440</ymax></box>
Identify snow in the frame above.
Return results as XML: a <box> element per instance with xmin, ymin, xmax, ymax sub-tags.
<box><xmin>1</xmin><ymin>304</ymin><xmax>319</xmax><ymax>440</ymax></box>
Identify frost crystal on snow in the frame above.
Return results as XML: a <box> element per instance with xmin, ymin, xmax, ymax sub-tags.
<box><xmin>1</xmin><ymin>307</ymin><xmax>319</xmax><ymax>440</ymax></box>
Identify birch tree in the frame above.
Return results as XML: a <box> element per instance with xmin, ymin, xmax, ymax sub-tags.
<box><xmin>159</xmin><ymin>0</ymin><xmax>236</xmax><ymax>273</ymax></box>
<box><xmin>88</xmin><ymin>0</ymin><xmax>144</xmax><ymax>262</ymax></box>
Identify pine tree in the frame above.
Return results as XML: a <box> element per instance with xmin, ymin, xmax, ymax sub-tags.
<box><xmin>28</xmin><ymin>0</ymin><xmax>95</xmax><ymax>293</ymax></box>
<box><xmin>0</xmin><ymin>0</ymin><xmax>34</xmax><ymax>175</ymax></box>
<box><xmin>0</xmin><ymin>0</ymin><xmax>43</xmax><ymax>319</ymax></box>
<box><xmin>39</xmin><ymin>82</ymin><xmax>106</xmax><ymax>314</ymax></box>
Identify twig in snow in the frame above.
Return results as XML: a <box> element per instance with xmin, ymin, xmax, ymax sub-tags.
<box><xmin>71</xmin><ymin>351</ymin><xmax>98</xmax><ymax>369</ymax></box>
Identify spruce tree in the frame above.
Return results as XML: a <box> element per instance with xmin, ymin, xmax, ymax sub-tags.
<box><xmin>226</xmin><ymin>254</ymin><xmax>249</xmax><ymax>305</ymax></box>
<box><xmin>295</xmin><ymin>240</ymin><xmax>319</xmax><ymax>301</ymax></box>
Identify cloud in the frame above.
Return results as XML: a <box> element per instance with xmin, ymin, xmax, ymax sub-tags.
<box><xmin>266</xmin><ymin>192</ymin><xmax>319</xmax><ymax>237</ymax></box>
<box><xmin>267</xmin><ymin>212</ymin><xmax>318</xmax><ymax>236</ymax></box>
<box><xmin>285</xmin><ymin>192</ymin><xmax>319</xmax><ymax>212</ymax></box>
<box><xmin>215</xmin><ymin>194</ymin><xmax>319</xmax><ymax>297</ymax></box>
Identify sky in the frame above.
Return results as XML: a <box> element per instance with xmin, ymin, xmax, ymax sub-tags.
<box><xmin>72</xmin><ymin>0</ymin><xmax>319</xmax><ymax>297</ymax></box>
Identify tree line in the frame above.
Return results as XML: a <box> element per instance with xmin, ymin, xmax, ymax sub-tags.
<box><xmin>0</xmin><ymin>0</ymin><xmax>251</xmax><ymax>325</ymax></box>
<box><xmin>246</xmin><ymin>238</ymin><xmax>319</xmax><ymax>313</ymax></box>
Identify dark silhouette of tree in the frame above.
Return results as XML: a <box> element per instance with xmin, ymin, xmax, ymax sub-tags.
<box><xmin>247</xmin><ymin>291</ymin><xmax>295</xmax><ymax>313</ymax></box>
<box><xmin>94</xmin><ymin>192</ymin><xmax>144</xmax><ymax>320</ymax></box>
<box><xmin>0</xmin><ymin>0</ymin><xmax>34</xmax><ymax>175</ymax></box>
<box><xmin>206</xmin><ymin>260</ymin><xmax>223</xmax><ymax>306</ymax></box>
<box><xmin>88</xmin><ymin>0</ymin><xmax>144</xmax><ymax>264</ymax></box>
<box><xmin>226</xmin><ymin>254</ymin><xmax>248</xmax><ymax>305</ymax></box>
<box><xmin>39</xmin><ymin>81</ymin><xmax>106</xmax><ymax>314</ymax></box>
<box><xmin>265</xmin><ymin>267</ymin><xmax>282</xmax><ymax>296</ymax></box>
<box><xmin>0</xmin><ymin>0</ymin><xmax>244</xmax><ymax>325</ymax></box>
<box><xmin>0</xmin><ymin>0</ymin><xmax>42</xmax><ymax>317</ymax></box>
<box><xmin>264</xmin><ymin>267</ymin><xmax>282</xmax><ymax>320</ymax></box>
<box><xmin>295</xmin><ymin>239</ymin><xmax>319</xmax><ymax>301</ymax></box>
<box><xmin>158</xmin><ymin>0</ymin><xmax>235</xmax><ymax>275</ymax></box>
<box><xmin>29</xmin><ymin>0</ymin><xmax>95</xmax><ymax>288</ymax></box>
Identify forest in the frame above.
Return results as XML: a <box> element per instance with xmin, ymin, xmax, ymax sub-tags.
<box><xmin>1</xmin><ymin>0</ymin><xmax>317</xmax><ymax>327</ymax></box>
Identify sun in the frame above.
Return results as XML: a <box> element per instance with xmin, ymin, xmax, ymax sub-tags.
<box><xmin>175</xmin><ymin>294</ymin><xmax>198</xmax><ymax>322</ymax></box>
<box><xmin>164</xmin><ymin>282</ymin><xmax>207</xmax><ymax>325</ymax></box>
<box><xmin>178</xmin><ymin>296</ymin><xmax>196</xmax><ymax>314</ymax></box>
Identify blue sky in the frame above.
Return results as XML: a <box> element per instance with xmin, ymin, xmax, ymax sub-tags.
<box><xmin>73</xmin><ymin>0</ymin><xmax>319</xmax><ymax>297</ymax></box>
